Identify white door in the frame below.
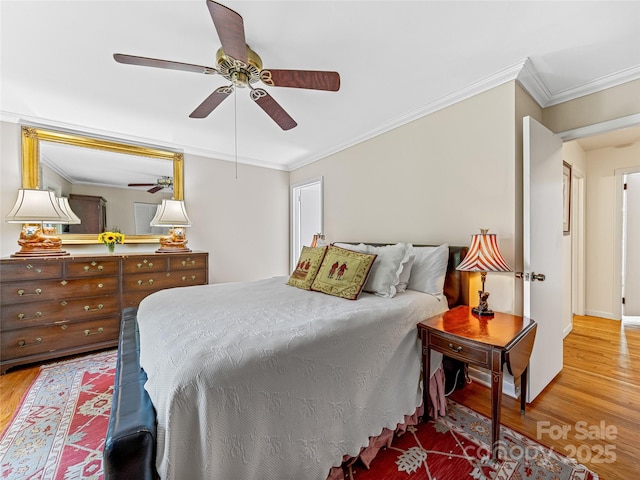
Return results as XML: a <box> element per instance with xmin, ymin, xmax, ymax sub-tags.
<box><xmin>291</xmin><ymin>178</ymin><xmax>323</xmax><ymax>269</ymax></box>
<box><xmin>523</xmin><ymin>116</ymin><xmax>564</xmax><ymax>401</ymax></box>
<box><xmin>623</xmin><ymin>173</ymin><xmax>640</xmax><ymax>315</ymax></box>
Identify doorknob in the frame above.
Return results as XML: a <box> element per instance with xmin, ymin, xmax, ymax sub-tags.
<box><xmin>514</xmin><ymin>272</ymin><xmax>545</xmax><ymax>281</ymax></box>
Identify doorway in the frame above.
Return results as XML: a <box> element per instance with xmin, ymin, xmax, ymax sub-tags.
<box><xmin>622</xmin><ymin>171</ymin><xmax>640</xmax><ymax>321</ymax></box>
<box><xmin>290</xmin><ymin>178</ymin><xmax>323</xmax><ymax>270</ymax></box>
<box><xmin>559</xmin><ymin>117</ymin><xmax>640</xmax><ymax>323</ymax></box>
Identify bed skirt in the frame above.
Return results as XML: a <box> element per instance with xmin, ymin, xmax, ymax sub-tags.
<box><xmin>327</xmin><ymin>365</ymin><xmax>447</xmax><ymax>480</ymax></box>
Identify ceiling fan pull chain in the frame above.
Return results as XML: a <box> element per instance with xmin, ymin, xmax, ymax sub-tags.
<box><xmin>234</xmin><ymin>85</ymin><xmax>238</xmax><ymax>179</ymax></box>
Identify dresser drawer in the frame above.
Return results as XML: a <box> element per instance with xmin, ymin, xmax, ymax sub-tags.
<box><xmin>122</xmin><ymin>256</ymin><xmax>168</xmax><ymax>274</ymax></box>
<box><xmin>0</xmin><ymin>261</ymin><xmax>63</xmax><ymax>281</ymax></box>
<box><xmin>169</xmin><ymin>253</ymin><xmax>208</xmax><ymax>271</ymax></box>
<box><xmin>429</xmin><ymin>332</ymin><xmax>490</xmax><ymax>367</ymax></box>
<box><xmin>0</xmin><ymin>317</ymin><xmax>120</xmax><ymax>361</ymax></box>
<box><xmin>1</xmin><ymin>295</ymin><xmax>120</xmax><ymax>330</ymax></box>
<box><xmin>66</xmin><ymin>259</ymin><xmax>120</xmax><ymax>277</ymax></box>
<box><xmin>121</xmin><ymin>269</ymin><xmax>207</xmax><ymax>308</ymax></box>
<box><xmin>1</xmin><ymin>276</ymin><xmax>119</xmax><ymax>304</ymax></box>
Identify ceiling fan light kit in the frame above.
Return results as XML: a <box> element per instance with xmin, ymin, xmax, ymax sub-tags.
<box><xmin>113</xmin><ymin>0</ymin><xmax>340</xmax><ymax>131</ymax></box>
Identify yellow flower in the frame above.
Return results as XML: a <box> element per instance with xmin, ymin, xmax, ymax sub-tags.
<box><xmin>98</xmin><ymin>231</ymin><xmax>125</xmax><ymax>245</ymax></box>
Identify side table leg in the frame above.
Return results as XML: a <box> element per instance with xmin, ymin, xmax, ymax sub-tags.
<box><xmin>422</xmin><ymin>329</ymin><xmax>431</xmax><ymax>422</ymax></box>
<box><xmin>491</xmin><ymin>368</ymin><xmax>503</xmax><ymax>458</ymax></box>
<box><xmin>520</xmin><ymin>365</ymin><xmax>528</xmax><ymax>414</ymax></box>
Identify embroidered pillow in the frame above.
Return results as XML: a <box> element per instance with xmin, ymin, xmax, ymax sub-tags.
<box><xmin>287</xmin><ymin>246</ymin><xmax>328</xmax><ymax>290</ymax></box>
<box><xmin>333</xmin><ymin>243</ymin><xmax>411</xmax><ymax>298</ymax></box>
<box><xmin>311</xmin><ymin>246</ymin><xmax>377</xmax><ymax>300</ymax></box>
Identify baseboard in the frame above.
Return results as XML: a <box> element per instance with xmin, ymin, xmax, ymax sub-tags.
<box><xmin>563</xmin><ymin>322</ymin><xmax>573</xmax><ymax>338</ymax></box>
<box><xmin>467</xmin><ymin>366</ymin><xmax>519</xmax><ymax>399</ymax></box>
<box><xmin>585</xmin><ymin>309</ymin><xmax>618</xmax><ymax>320</ymax></box>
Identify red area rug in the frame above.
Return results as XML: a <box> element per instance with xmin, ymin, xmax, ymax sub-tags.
<box><xmin>1</xmin><ymin>351</ymin><xmax>599</xmax><ymax>480</ymax></box>
<box><xmin>0</xmin><ymin>350</ymin><xmax>116</xmax><ymax>480</ymax></box>
<box><xmin>347</xmin><ymin>399</ymin><xmax>599</xmax><ymax>480</ymax></box>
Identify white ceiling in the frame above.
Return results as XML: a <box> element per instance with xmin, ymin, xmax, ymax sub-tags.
<box><xmin>2</xmin><ymin>0</ymin><xmax>640</xmax><ymax>176</ymax></box>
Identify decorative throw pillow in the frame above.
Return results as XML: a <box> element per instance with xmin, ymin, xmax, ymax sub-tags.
<box><xmin>287</xmin><ymin>246</ymin><xmax>328</xmax><ymax>290</ymax></box>
<box><xmin>407</xmin><ymin>244</ymin><xmax>450</xmax><ymax>295</ymax></box>
<box><xmin>333</xmin><ymin>243</ymin><xmax>412</xmax><ymax>298</ymax></box>
<box><xmin>311</xmin><ymin>245</ymin><xmax>377</xmax><ymax>300</ymax></box>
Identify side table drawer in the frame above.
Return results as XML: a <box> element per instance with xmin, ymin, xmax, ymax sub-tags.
<box><xmin>122</xmin><ymin>257</ymin><xmax>168</xmax><ymax>274</ymax></box>
<box><xmin>429</xmin><ymin>332</ymin><xmax>489</xmax><ymax>367</ymax></box>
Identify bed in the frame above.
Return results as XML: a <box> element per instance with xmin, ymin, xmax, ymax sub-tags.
<box><xmin>104</xmin><ymin>243</ymin><xmax>468</xmax><ymax>480</ymax></box>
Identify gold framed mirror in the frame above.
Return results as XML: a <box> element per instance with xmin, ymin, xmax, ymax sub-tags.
<box><xmin>21</xmin><ymin>126</ymin><xmax>184</xmax><ymax>244</ymax></box>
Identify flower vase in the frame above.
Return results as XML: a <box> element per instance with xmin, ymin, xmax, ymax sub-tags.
<box><xmin>107</xmin><ymin>243</ymin><xmax>115</xmax><ymax>254</ymax></box>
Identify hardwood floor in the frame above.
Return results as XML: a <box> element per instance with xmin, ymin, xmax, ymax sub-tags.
<box><xmin>1</xmin><ymin>315</ymin><xmax>638</xmax><ymax>479</ymax></box>
<box><xmin>451</xmin><ymin>315</ymin><xmax>639</xmax><ymax>480</ymax></box>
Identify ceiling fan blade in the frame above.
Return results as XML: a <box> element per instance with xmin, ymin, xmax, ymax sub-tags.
<box><xmin>114</xmin><ymin>53</ymin><xmax>217</xmax><ymax>75</ymax></box>
<box><xmin>207</xmin><ymin>1</ymin><xmax>247</xmax><ymax>64</ymax></box>
<box><xmin>128</xmin><ymin>183</ymin><xmax>156</xmax><ymax>187</ymax></box>
<box><xmin>260</xmin><ymin>69</ymin><xmax>340</xmax><ymax>91</ymax></box>
<box><xmin>189</xmin><ymin>85</ymin><xmax>233</xmax><ymax>118</ymax></box>
<box><xmin>250</xmin><ymin>88</ymin><xmax>297</xmax><ymax>131</ymax></box>
<box><xmin>147</xmin><ymin>186</ymin><xmax>163</xmax><ymax>193</ymax></box>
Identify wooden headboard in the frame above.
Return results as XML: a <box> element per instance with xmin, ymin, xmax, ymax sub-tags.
<box><xmin>336</xmin><ymin>243</ymin><xmax>469</xmax><ymax>308</ymax></box>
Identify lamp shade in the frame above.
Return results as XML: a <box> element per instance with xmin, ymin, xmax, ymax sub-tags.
<box><xmin>150</xmin><ymin>199</ymin><xmax>192</xmax><ymax>227</ymax></box>
<box><xmin>6</xmin><ymin>189</ymin><xmax>69</xmax><ymax>224</ymax></box>
<box><xmin>456</xmin><ymin>229</ymin><xmax>512</xmax><ymax>273</ymax></box>
<box><xmin>57</xmin><ymin>197</ymin><xmax>82</xmax><ymax>224</ymax></box>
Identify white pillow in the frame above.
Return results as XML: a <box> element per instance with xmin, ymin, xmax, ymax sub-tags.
<box><xmin>395</xmin><ymin>254</ymin><xmax>416</xmax><ymax>293</ymax></box>
<box><xmin>407</xmin><ymin>244</ymin><xmax>449</xmax><ymax>295</ymax></box>
<box><xmin>333</xmin><ymin>242</ymin><xmax>411</xmax><ymax>298</ymax></box>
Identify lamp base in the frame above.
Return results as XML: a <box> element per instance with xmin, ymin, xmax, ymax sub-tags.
<box><xmin>155</xmin><ymin>246</ymin><xmax>192</xmax><ymax>253</ymax></box>
<box><xmin>155</xmin><ymin>228</ymin><xmax>191</xmax><ymax>254</ymax></box>
<box><xmin>471</xmin><ymin>306</ymin><xmax>495</xmax><ymax>317</ymax></box>
<box><xmin>471</xmin><ymin>290</ymin><xmax>494</xmax><ymax>317</ymax></box>
<box><xmin>13</xmin><ymin>225</ymin><xmax>69</xmax><ymax>257</ymax></box>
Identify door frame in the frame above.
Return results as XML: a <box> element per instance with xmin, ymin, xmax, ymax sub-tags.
<box><xmin>290</xmin><ymin>177</ymin><xmax>324</xmax><ymax>270</ymax></box>
<box><xmin>616</xmin><ymin>167</ymin><xmax>640</xmax><ymax>318</ymax></box>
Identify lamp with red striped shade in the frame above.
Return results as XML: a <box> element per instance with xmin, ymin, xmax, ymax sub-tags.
<box><xmin>456</xmin><ymin>228</ymin><xmax>512</xmax><ymax>316</ymax></box>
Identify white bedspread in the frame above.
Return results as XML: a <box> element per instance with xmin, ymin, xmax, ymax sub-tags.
<box><xmin>137</xmin><ymin>276</ymin><xmax>447</xmax><ymax>480</ymax></box>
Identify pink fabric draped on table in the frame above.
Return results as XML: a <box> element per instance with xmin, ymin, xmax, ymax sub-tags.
<box><xmin>327</xmin><ymin>365</ymin><xmax>447</xmax><ymax>480</ymax></box>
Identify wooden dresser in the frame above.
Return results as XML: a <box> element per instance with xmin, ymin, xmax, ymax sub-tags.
<box><xmin>0</xmin><ymin>251</ymin><xmax>208</xmax><ymax>374</ymax></box>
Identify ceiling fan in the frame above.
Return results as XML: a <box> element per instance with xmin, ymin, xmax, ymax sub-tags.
<box><xmin>113</xmin><ymin>0</ymin><xmax>340</xmax><ymax>130</ymax></box>
<box><xmin>128</xmin><ymin>176</ymin><xmax>173</xmax><ymax>194</ymax></box>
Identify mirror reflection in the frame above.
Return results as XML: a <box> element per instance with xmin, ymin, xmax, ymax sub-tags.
<box><xmin>21</xmin><ymin>126</ymin><xmax>184</xmax><ymax>244</ymax></box>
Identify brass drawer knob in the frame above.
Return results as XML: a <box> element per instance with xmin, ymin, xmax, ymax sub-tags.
<box><xmin>26</xmin><ymin>264</ymin><xmax>42</xmax><ymax>273</ymax></box>
<box><xmin>83</xmin><ymin>263</ymin><xmax>104</xmax><ymax>271</ymax></box>
<box><xmin>84</xmin><ymin>327</ymin><xmax>104</xmax><ymax>336</ymax></box>
<box><xmin>137</xmin><ymin>262</ymin><xmax>153</xmax><ymax>269</ymax></box>
<box><xmin>18</xmin><ymin>312</ymin><xmax>42</xmax><ymax>320</ymax></box>
<box><xmin>448</xmin><ymin>343</ymin><xmax>463</xmax><ymax>353</ymax></box>
<box><xmin>84</xmin><ymin>304</ymin><xmax>104</xmax><ymax>311</ymax></box>
<box><xmin>60</xmin><ymin>301</ymin><xmax>68</xmax><ymax>306</ymax></box>
<box><xmin>18</xmin><ymin>337</ymin><xmax>42</xmax><ymax>348</ymax></box>
<box><xmin>17</xmin><ymin>288</ymin><xmax>42</xmax><ymax>296</ymax></box>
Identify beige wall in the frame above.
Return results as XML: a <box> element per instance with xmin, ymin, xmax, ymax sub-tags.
<box><xmin>0</xmin><ymin>121</ymin><xmax>290</xmax><ymax>283</ymax></box>
<box><xmin>584</xmin><ymin>141</ymin><xmax>640</xmax><ymax>319</ymax></box>
<box><xmin>291</xmin><ymin>82</ymin><xmax>520</xmax><ymax>314</ymax></box>
<box><xmin>543</xmin><ymin>79</ymin><xmax>640</xmax><ymax>133</ymax></box>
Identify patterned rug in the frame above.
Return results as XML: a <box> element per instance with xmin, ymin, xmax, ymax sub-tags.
<box><xmin>1</xmin><ymin>351</ymin><xmax>599</xmax><ymax>480</ymax></box>
<box><xmin>347</xmin><ymin>399</ymin><xmax>599</xmax><ymax>480</ymax></box>
<box><xmin>0</xmin><ymin>350</ymin><xmax>116</xmax><ymax>480</ymax></box>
